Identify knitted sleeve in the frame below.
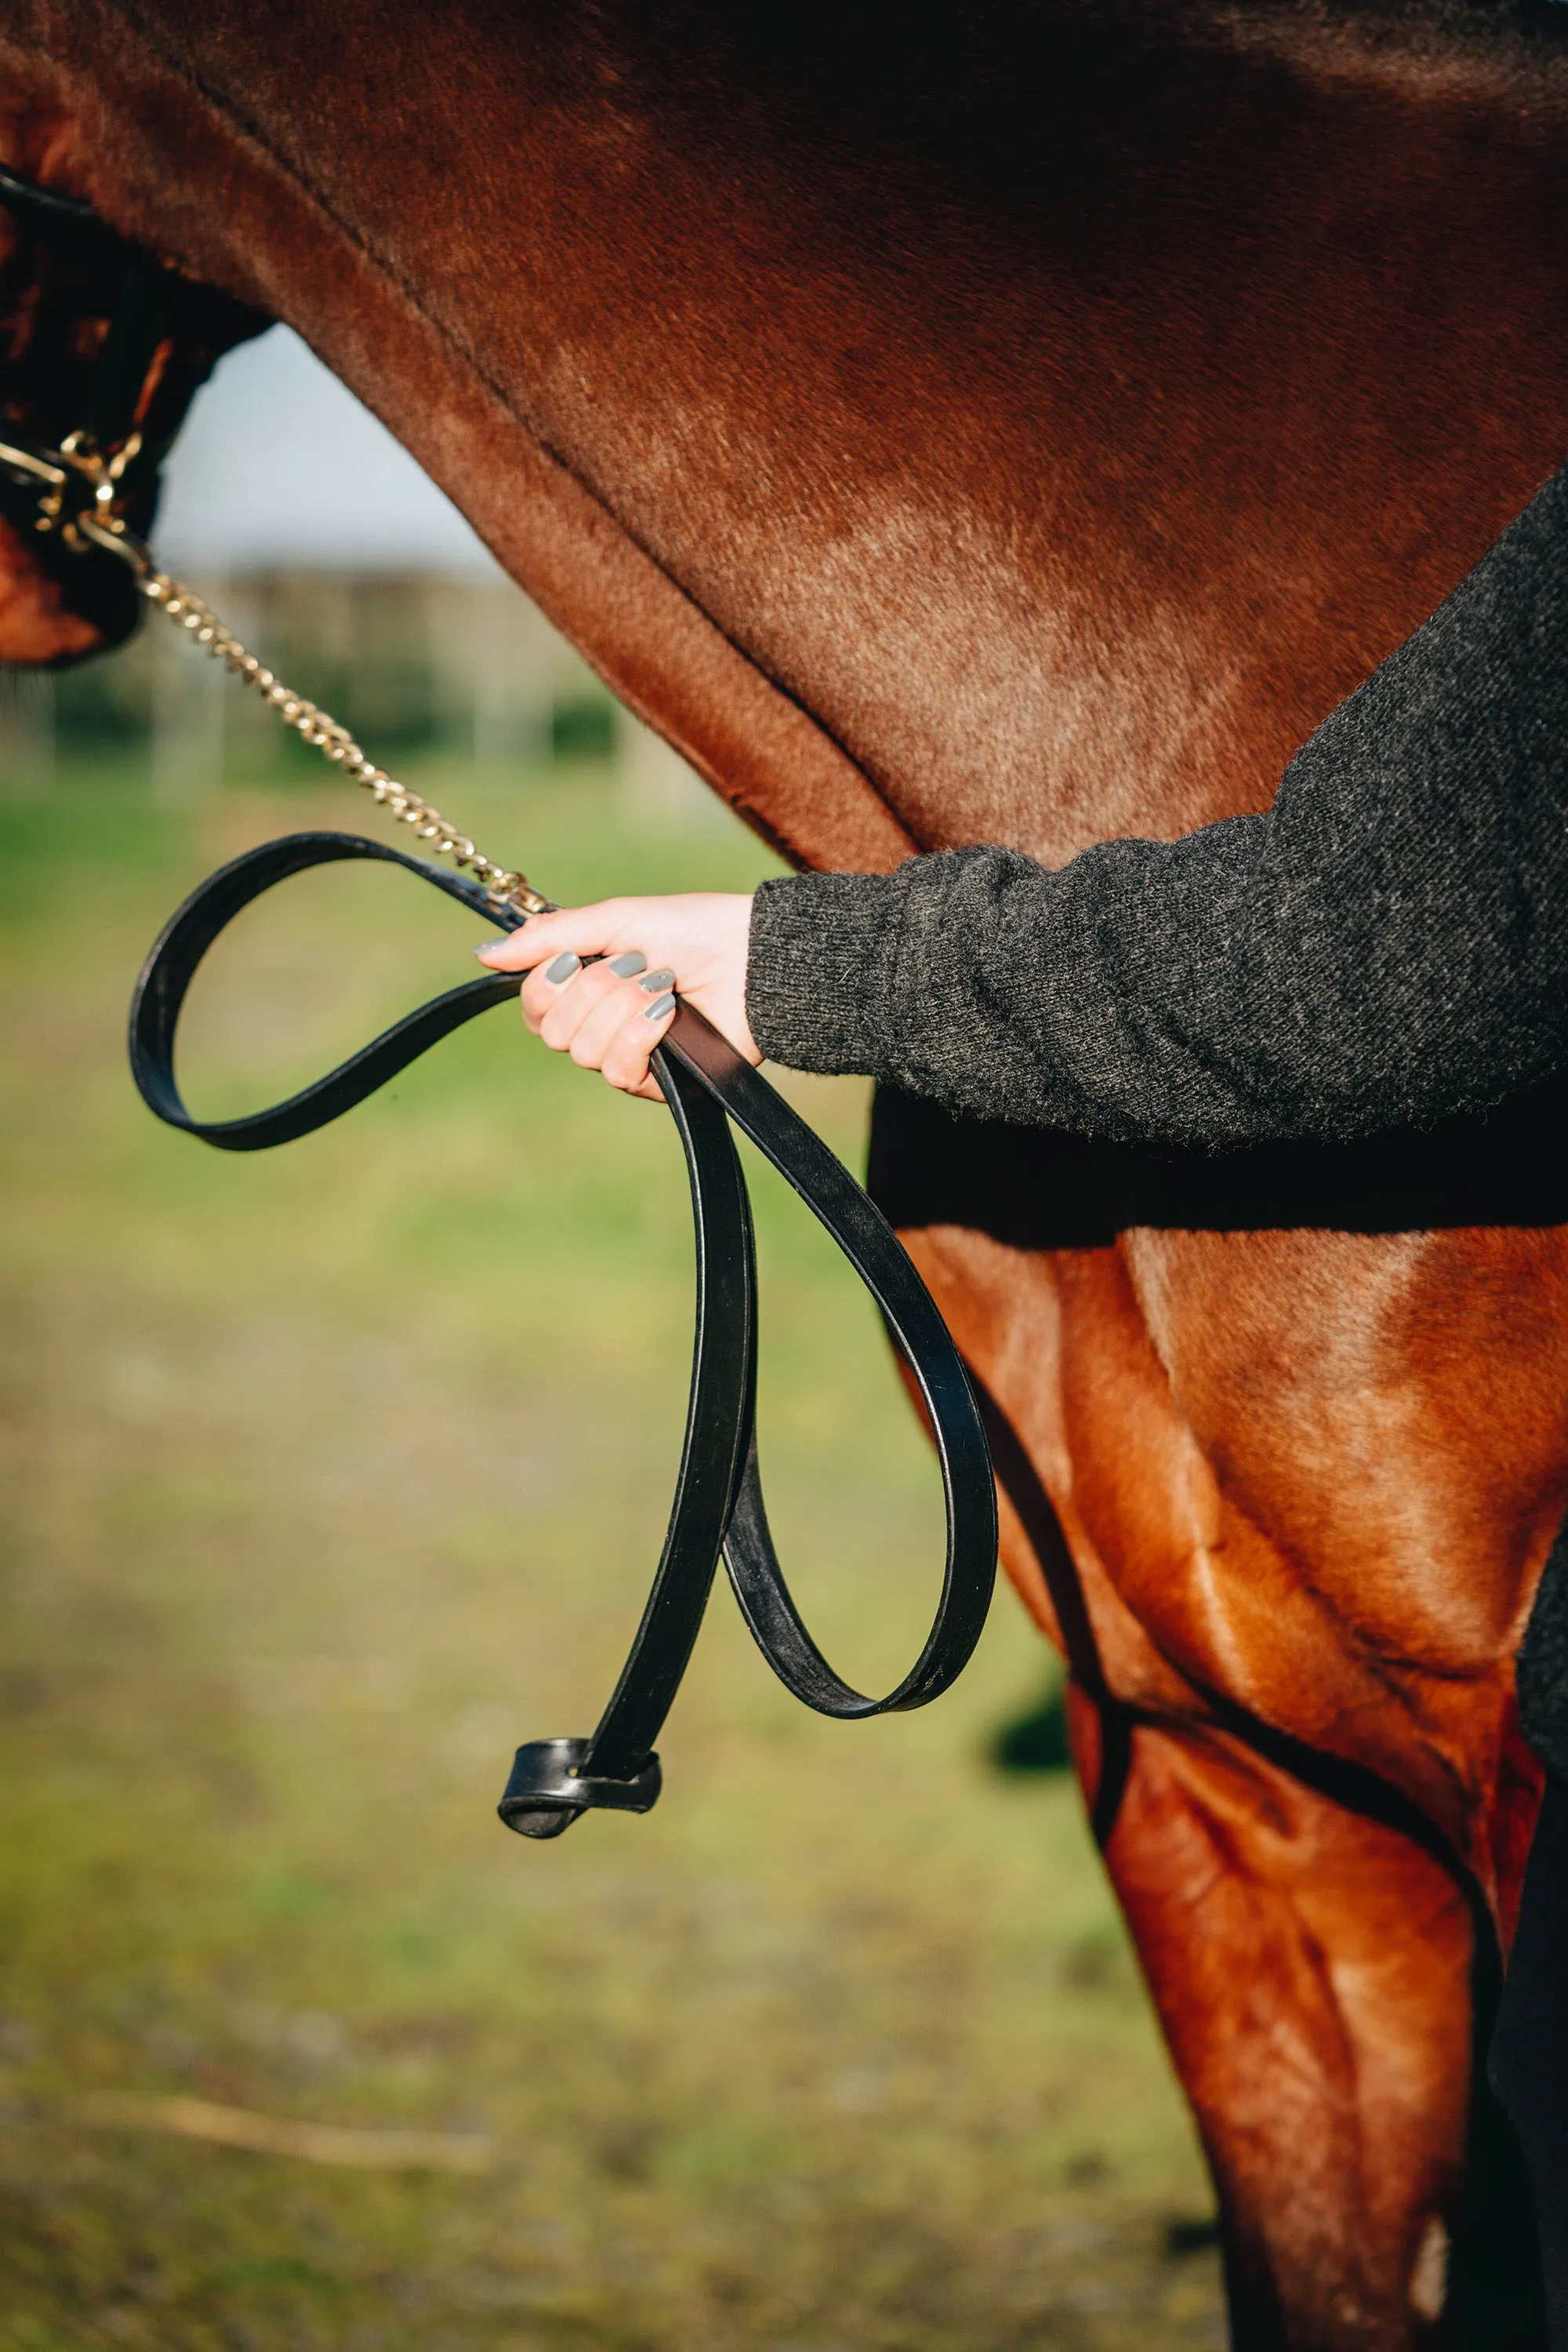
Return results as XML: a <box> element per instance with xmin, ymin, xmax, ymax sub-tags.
<box><xmin>744</xmin><ymin>463</ymin><xmax>1568</xmax><ymax>1148</ymax></box>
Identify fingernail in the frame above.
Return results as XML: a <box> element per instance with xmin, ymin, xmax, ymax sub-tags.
<box><xmin>546</xmin><ymin>953</ymin><xmax>581</xmax><ymax>984</ymax></box>
<box><xmin>637</xmin><ymin>967</ymin><xmax>674</xmax><ymax>994</ymax></box>
<box><xmin>643</xmin><ymin>991</ymin><xmax>676</xmax><ymax>1023</ymax></box>
<box><xmin>472</xmin><ymin>942</ymin><xmax>502</xmax><ymax>960</ymax></box>
<box><xmin>608</xmin><ymin>950</ymin><xmax>647</xmax><ymax>978</ymax></box>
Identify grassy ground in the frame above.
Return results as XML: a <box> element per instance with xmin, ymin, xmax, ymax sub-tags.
<box><xmin>0</xmin><ymin>750</ymin><xmax>1222</xmax><ymax>2350</ymax></box>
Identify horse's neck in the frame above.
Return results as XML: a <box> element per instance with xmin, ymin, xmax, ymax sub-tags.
<box><xmin>11</xmin><ymin>2</ymin><xmax>1568</xmax><ymax>869</ymax></box>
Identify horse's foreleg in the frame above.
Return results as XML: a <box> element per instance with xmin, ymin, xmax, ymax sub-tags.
<box><xmin>1073</xmin><ymin>1696</ymin><xmax>1475</xmax><ymax>2351</ymax></box>
<box><xmin>890</xmin><ymin>1208</ymin><xmax>1551</xmax><ymax>2345</ymax></box>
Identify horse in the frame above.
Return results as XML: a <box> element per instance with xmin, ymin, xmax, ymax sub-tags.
<box><xmin>4</xmin><ymin>4</ymin><xmax>1566</xmax><ymax>2343</ymax></box>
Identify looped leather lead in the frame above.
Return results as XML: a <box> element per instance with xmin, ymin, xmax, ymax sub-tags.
<box><xmin>129</xmin><ymin>830</ymin><xmax>997</xmax><ymax>1835</ymax></box>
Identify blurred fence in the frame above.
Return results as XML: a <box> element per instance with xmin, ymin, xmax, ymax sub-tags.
<box><xmin>0</xmin><ymin>546</ymin><xmax>1222</xmax><ymax>2352</ymax></box>
<box><xmin>0</xmin><ymin>568</ymin><xmax>714</xmax><ymax>822</ymax></box>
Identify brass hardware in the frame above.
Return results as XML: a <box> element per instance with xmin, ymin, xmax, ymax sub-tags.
<box><xmin>2</xmin><ymin>430</ymin><xmax>149</xmax><ymax>546</ymax></box>
<box><xmin>0</xmin><ymin>437</ymin><xmax>67</xmax><ymax>486</ymax></box>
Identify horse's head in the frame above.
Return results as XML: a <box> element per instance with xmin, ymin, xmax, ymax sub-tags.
<box><xmin>1</xmin><ymin>150</ymin><xmax>266</xmax><ymax>667</ymax></box>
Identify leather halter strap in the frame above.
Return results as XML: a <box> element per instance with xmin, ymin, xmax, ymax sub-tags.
<box><xmin>129</xmin><ymin>832</ymin><xmax>998</xmax><ymax>1836</ymax></box>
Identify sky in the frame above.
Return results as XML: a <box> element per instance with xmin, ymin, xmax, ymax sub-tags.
<box><xmin>154</xmin><ymin>323</ymin><xmax>502</xmax><ymax>575</ymax></box>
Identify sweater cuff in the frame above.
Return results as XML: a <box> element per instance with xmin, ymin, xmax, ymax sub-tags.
<box><xmin>746</xmin><ymin>871</ymin><xmax>903</xmax><ymax>1073</ymax></box>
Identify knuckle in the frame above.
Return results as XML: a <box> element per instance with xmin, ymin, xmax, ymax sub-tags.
<box><xmin>601</xmin><ymin>1035</ymin><xmax>640</xmax><ymax>1087</ymax></box>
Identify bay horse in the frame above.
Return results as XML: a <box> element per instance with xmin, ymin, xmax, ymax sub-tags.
<box><xmin>4</xmin><ymin>3</ymin><xmax>1567</xmax><ymax>2343</ymax></box>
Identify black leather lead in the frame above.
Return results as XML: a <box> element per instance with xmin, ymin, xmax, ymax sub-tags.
<box><xmin>129</xmin><ymin>831</ymin><xmax>997</xmax><ymax>1835</ymax></box>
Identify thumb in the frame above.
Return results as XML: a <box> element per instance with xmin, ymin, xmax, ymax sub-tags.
<box><xmin>475</xmin><ymin>902</ymin><xmax>636</xmax><ymax>972</ymax></box>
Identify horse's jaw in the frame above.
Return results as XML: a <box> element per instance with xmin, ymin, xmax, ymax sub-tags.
<box><xmin>0</xmin><ymin>521</ymin><xmax>105</xmax><ymax>663</ymax></box>
<box><xmin>0</xmin><ymin>89</ymin><xmax>104</xmax><ymax>660</ymax></box>
<box><xmin>0</xmin><ymin>74</ymin><xmax>268</xmax><ymax>666</ymax></box>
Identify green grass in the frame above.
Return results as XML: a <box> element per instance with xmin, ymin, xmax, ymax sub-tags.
<box><xmin>0</xmin><ymin>753</ymin><xmax>1221</xmax><ymax>2350</ymax></box>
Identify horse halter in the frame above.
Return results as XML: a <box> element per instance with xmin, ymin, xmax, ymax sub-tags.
<box><xmin>2</xmin><ymin>165</ymin><xmax>998</xmax><ymax>1838</ymax></box>
<box><xmin>0</xmin><ymin>162</ymin><xmax>266</xmax><ymax>653</ymax></box>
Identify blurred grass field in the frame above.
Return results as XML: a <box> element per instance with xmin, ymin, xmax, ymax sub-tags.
<box><xmin>0</xmin><ymin>738</ymin><xmax>1221</xmax><ymax>2350</ymax></box>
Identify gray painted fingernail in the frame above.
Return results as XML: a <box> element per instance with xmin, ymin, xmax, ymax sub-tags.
<box><xmin>637</xmin><ymin>967</ymin><xmax>674</xmax><ymax>993</ymax></box>
<box><xmin>643</xmin><ymin>991</ymin><xmax>677</xmax><ymax>1022</ymax></box>
<box><xmin>608</xmin><ymin>950</ymin><xmax>647</xmax><ymax>978</ymax></box>
<box><xmin>473</xmin><ymin>942</ymin><xmax>503</xmax><ymax>960</ymax></box>
<box><xmin>545</xmin><ymin>953</ymin><xmax>581</xmax><ymax>984</ymax></box>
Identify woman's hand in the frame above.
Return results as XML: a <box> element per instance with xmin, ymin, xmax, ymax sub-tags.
<box><xmin>474</xmin><ymin>892</ymin><xmax>758</xmax><ymax>1101</ymax></box>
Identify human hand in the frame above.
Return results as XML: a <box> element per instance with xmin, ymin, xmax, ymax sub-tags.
<box><xmin>473</xmin><ymin>893</ymin><xmax>758</xmax><ymax>1102</ymax></box>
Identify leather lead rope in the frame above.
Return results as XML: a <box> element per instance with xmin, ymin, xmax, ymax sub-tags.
<box><xmin>129</xmin><ymin>833</ymin><xmax>998</xmax><ymax>1837</ymax></box>
<box><xmin>6</xmin><ymin>158</ymin><xmax>998</xmax><ymax>1835</ymax></box>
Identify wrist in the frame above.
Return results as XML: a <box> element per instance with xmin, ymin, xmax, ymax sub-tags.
<box><xmin>746</xmin><ymin>871</ymin><xmax>902</xmax><ymax>1074</ymax></box>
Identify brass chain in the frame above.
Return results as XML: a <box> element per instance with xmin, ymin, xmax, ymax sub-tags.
<box><xmin>4</xmin><ymin>450</ymin><xmax>555</xmax><ymax>916</ymax></box>
<box><xmin>131</xmin><ymin>563</ymin><xmax>550</xmax><ymax>911</ymax></box>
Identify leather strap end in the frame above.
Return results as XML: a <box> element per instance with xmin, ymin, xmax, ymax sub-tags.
<box><xmin>496</xmin><ymin>1737</ymin><xmax>662</xmax><ymax>1838</ymax></box>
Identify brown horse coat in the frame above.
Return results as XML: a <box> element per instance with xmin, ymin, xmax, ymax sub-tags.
<box><xmin>4</xmin><ymin>5</ymin><xmax>1568</xmax><ymax>2342</ymax></box>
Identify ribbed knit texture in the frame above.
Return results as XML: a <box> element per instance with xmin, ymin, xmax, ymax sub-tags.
<box><xmin>746</xmin><ymin>460</ymin><xmax>1568</xmax><ymax>1149</ymax></box>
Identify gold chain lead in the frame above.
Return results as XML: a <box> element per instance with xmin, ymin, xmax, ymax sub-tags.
<box><xmin>0</xmin><ymin>430</ymin><xmax>550</xmax><ymax>913</ymax></box>
<box><xmin>9</xmin><ymin>470</ymin><xmax>554</xmax><ymax>916</ymax></box>
<box><xmin>135</xmin><ymin>567</ymin><xmax>552</xmax><ymax>913</ymax></box>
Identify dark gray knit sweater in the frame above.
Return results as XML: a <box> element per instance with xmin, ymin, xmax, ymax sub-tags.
<box><xmin>745</xmin><ymin>462</ymin><xmax>1568</xmax><ymax>1148</ymax></box>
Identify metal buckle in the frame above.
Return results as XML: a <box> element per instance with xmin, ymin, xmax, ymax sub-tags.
<box><xmin>0</xmin><ymin>426</ymin><xmax>142</xmax><ymax>550</ymax></box>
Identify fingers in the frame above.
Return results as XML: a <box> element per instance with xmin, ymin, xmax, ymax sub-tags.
<box><xmin>521</xmin><ymin>952</ymin><xmax>616</xmax><ymax>1041</ymax></box>
<box><xmin>604</xmin><ymin>985</ymin><xmax>677</xmax><ymax>1099</ymax></box>
<box><xmin>470</xmin><ymin>888</ymin><xmax>756</xmax><ymax>1095</ymax></box>
<box><xmin>518</xmin><ymin>942</ymin><xmax>677</xmax><ymax>1098</ymax></box>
